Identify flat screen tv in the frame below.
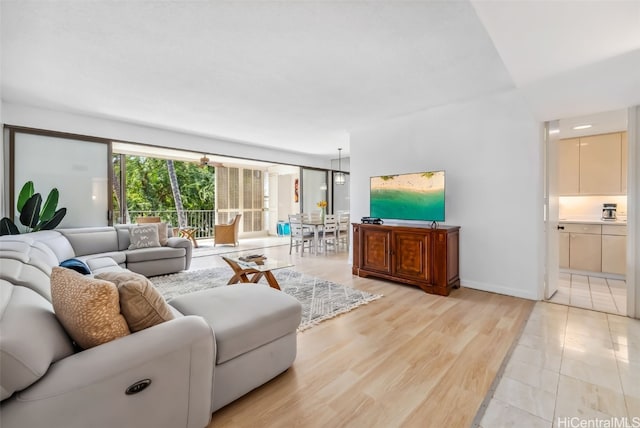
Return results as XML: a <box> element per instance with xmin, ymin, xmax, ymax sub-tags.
<box><xmin>370</xmin><ymin>170</ymin><xmax>445</xmax><ymax>222</ymax></box>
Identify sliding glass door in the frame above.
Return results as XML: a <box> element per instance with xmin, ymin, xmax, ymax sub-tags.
<box><xmin>301</xmin><ymin>168</ymin><xmax>328</xmax><ymax>214</ymax></box>
<box><xmin>10</xmin><ymin>129</ymin><xmax>110</xmax><ymax>228</ymax></box>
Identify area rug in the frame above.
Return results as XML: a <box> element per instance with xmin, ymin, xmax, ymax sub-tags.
<box><xmin>150</xmin><ymin>267</ymin><xmax>383</xmax><ymax>331</ymax></box>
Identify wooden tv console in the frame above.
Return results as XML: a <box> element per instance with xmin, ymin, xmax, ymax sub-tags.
<box><xmin>352</xmin><ymin>223</ymin><xmax>460</xmax><ymax>296</ymax></box>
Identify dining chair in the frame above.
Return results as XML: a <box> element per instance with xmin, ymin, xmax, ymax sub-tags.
<box><xmin>319</xmin><ymin>214</ymin><xmax>338</xmax><ymax>253</ymax></box>
<box><xmin>337</xmin><ymin>212</ymin><xmax>350</xmax><ymax>250</ymax></box>
<box><xmin>309</xmin><ymin>210</ymin><xmax>322</xmax><ymax>222</ymax></box>
<box><xmin>288</xmin><ymin>214</ymin><xmax>313</xmax><ymax>256</ymax></box>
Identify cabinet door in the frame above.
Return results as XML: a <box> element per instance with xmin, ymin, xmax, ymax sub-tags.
<box><xmin>392</xmin><ymin>231</ymin><xmax>430</xmax><ymax>282</ymax></box>
<box><xmin>361</xmin><ymin>228</ymin><xmax>391</xmax><ymax>273</ymax></box>
<box><xmin>558</xmin><ymin>138</ymin><xmax>580</xmax><ymax>195</ymax></box>
<box><xmin>569</xmin><ymin>233</ymin><xmax>602</xmax><ymax>272</ymax></box>
<box><xmin>602</xmin><ymin>235</ymin><xmax>626</xmax><ymax>275</ymax></box>
<box><xmin>579</xmin><ymin>133</ymin><xmax>622</xmax><ymax>194</ymax></box>
<box><xmin>622</xmin><ymin>131</ymin><xmax>628</xmax><ymax>194</ymax></box>
<box><xmin>559</xmin><ymin>232</ymin><xmax>570</xmax><ymax>269</ymax></box>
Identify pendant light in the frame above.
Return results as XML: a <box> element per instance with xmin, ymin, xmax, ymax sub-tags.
<box><xmin>334</xmin><ymin>148</ymin><xmax>346</xmax><ymax>185</ymax></box>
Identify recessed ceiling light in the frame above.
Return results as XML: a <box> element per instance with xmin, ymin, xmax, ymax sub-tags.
<box><xmin>572</xmin><ymin>124</ymin><xmax>592</xmax><ymax>130</ymax></box>
<box><xmin>549</xmin><ymin>129</ymin><xmax>560</xmax><ymax>135</ymax></box>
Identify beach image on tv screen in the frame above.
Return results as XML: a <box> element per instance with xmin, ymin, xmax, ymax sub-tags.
<box><xmin>370</xmin><ymin>171</ymin><xmax>445</xmax><ymax>221</ymax></box>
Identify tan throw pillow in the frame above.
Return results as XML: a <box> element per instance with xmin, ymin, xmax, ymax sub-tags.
<box><xmin>50</xmin><ymin>267</ymin><xmax>130</xmax><ymax>349</ymax></box>
<box><xmin>95</xmin><ymin>271</ymin><xmax>175</xmax><ymax>332</ymax></box>
<box><xmin>129</xmin><ymin>224</ymin><xmax>160</xmax><ymax>250</ymax></box>
<box><xmin>156</xmin><ymin>222</ymin><xmax>169</xmax><ymax>246</ymax></box>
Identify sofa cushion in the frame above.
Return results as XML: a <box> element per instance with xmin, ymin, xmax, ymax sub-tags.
<box><xmin>58</xmin><ymin>227</ymin><xmax>119</xmax><ymax>257</ymax></box>
<box><xmin>21</xmin><ymin>230</ymin><xmax>75</xmax><ymax>262</ymax></box>
<box><xmin>50</xmin><ymin>267</ymin><xmax>130</xmax><ymax>349</ymax></box>
<box><xmin>169</xmin><ymin>284</ymin><xmax>302</xmax><ymax>364</ymax></box>
<box><xmin>76</xmin><ymin>251</ymin><xmax>126</xmax><ymax>266</ymax></box>
<box><xmin>0</xmin><ymin>236</ymin><xmax>62</xmax><ymax>300</ymax></box>
<box><xmin>125</xmin><ymin>246</ymin><xmax>186</xmax><ymax>263</ymax></box>
<box><xmin>115</xmin><ymin>224</ymin><xmax>134</xmax><ymax>251</ymax></box>
<box><xmin>128</xmin><ymin>225</ymin><xmax>161</xmax><ymax>250</ymax></box>
<box><xmin>83</xmin><ymin>257</ymin><xmax>124</xmax><ymax>274</ymax></box>
<box><xmin>95</xmin><ymin>271</ymin><xmax>175</xmax><ymax>332</ymax></box>
<box><xmin>0</xmin><ymin>280</ymin><xmax>75</xmax><ymax>400</ymax></box>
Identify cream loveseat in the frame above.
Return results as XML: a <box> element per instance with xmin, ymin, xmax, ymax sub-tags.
<box><xmin>0</xmin><ymin>230</ymin><xmax>302</xmax><ymax>427</ymax></box>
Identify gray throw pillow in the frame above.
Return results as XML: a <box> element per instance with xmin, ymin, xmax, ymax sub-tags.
<box><xmin>128</xmin><ymin>225</ymin><xmax>161</xmax><ymax>250</ymax></box>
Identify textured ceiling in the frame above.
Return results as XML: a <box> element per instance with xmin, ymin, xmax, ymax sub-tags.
<box><xmin>2</xmin><ymin>1</ymin><xmax>639</xmax><ymax>157</ymax></box>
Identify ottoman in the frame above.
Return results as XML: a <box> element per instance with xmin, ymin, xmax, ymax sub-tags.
<box><xmin>169</xmin><ymin>284</ymin><xmax>302</xmax><ymax>412</ymax></box>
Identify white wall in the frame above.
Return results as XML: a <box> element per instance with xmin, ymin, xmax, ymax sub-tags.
<box><xmin>350</xmin><ymin>90</ymin><xmax>543</xmax><ymax>299</ymax></box>
<box><xmin>278</xmin><ymin>174</ymin><xmax>297</xmax><ymax>219</ymax></box>
<box><xmin>330</xmin><ymin>156</ymin><xmax>350</xmax><ymax>172</ymax></box>
<box><xmin>2</xmin><ymin>102</ymin><xmax>330</xmax><ymax>169</ymax></box>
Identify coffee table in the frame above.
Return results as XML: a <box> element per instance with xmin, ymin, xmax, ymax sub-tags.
<box><xmin>221</xmin><ymin>254</ymin><xmax>294</xmax><ymax>290</ymax></box>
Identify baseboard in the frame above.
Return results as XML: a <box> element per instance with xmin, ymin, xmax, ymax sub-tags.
<box><xmin>461</xmin><ymin>279</ymin><xmax>539</xmax><ymax>300</ymax></box>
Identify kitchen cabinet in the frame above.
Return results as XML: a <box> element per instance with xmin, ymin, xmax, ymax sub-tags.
<box><xmin>559</xmin><ymin>222</ymin><xmax>627</xmax><ymax>275</ymax></box>
<box><xmin>602</xmin><ymin>224</ymin><xmax>627</xmax><ymax>275</ymax></box>
<box><xmin>570</xmin><ymin>233</ymin><xmax>602</xmax><ymax>272</ymax></box>
<box><xmin>558</xmin><ymin>132</ymin><xmax>626</xmax><ymax>196</ymax></box>
<box><xmin>580</xmin><ymin>133</ymin><xmax>622</xmax><ymax>194</ymax></box>
<box><xmin>352</xmin><ymin>223</ymin><xmax>460</xmax><ymax>296</ymax></box>
<box><xmin>558</xmin><ymin>138</ymin><xmax>580</xmax><ymax>195</ymax></box>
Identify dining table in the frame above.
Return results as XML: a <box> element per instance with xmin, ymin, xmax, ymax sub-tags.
<box><xmin>301</xmin><ymin>219</ymin><xmax>324</xmax><ymax>254</ymax></box>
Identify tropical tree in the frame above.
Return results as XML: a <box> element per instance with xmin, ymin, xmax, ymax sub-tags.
<box><xmin>166</xmin><ymin>159</ymin><xmax>186</xmax><ymax>228</ymax></box>
<box><xmin>111</xmin><ymin>156</ymin><xmax>130</xmax><ymax>224</ymax></box>
<box><xmin>120</xmin><ymin>155</ymin><xmax>214</xmax><ymax>224</ymax></box>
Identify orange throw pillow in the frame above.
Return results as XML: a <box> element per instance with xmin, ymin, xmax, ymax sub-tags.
<box><xmin>50</xmin><ymin>267</ymin><xmax>130</xmax><ymax>349</ymax></box>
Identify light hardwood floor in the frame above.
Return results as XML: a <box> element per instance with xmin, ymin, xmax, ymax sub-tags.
<box><xmin>190</xmin><ymin>245</ymin><xmax>534</xmax><ymax>428</ymax></box>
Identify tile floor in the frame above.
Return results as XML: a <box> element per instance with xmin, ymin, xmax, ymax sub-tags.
<box><xmin>478</xmin><ymin>302</ymin><xmax>640</xmax><ymax>428</ymax></box>
<box><xmin>548</xmin><ymin>273</ymin><xmax>626</xmax><ymax>316</ymax></box>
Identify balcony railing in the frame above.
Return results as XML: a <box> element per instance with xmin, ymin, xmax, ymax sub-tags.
<box><xmin>126</xmin><ymin>210</ymin><xmax>216</xmax><ymax>239</ymax></box>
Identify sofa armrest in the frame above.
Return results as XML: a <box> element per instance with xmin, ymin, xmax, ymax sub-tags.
<box><xmin>166</xmin><ymin>237</ymin><xmax>193</xmax><ymax>269</ymax></box>
<box><xmin>1</xmin><ymin>316</ymin><xmax>215</xmax><ymax>428</ymax></box>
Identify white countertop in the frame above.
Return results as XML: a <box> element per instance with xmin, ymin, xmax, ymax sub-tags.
<box><xmin>559</xmin><ymin>218</ymin><xmax>627</xmax><ymax>225</ymax></box>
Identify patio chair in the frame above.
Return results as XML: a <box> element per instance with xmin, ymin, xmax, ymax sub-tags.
<box><xmin>214</xmin><ymin>214</ymin><xmax>242</xmax><ymax>246</ymax></box>
<box><xmin>135</xmin><ymin>216</ymin><xmax>161</xmax><ymax>224</ymax></box>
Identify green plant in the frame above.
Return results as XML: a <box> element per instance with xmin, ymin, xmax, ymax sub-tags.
<box><xmin>0</xmin><ymin>181</ymin><xmax>67</xmax><ymax>235</ymax></box>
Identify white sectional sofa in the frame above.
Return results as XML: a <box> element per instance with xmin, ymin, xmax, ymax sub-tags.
<box><xmin>0</xmin><ymin>229</ymin><xmax>302</xmax><ymax>427</ymax></box>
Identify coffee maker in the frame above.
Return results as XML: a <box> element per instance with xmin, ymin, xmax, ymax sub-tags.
<box><xmin>602</xmin><ymin>203</ymin><xmax>617</xmax><ymax>221</ymax></box>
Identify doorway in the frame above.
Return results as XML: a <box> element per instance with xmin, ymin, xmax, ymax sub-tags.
<box><xmin>544</xmin><ymin>109</ymin><xmax>630</xmax><ymax>316</ymax></box>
